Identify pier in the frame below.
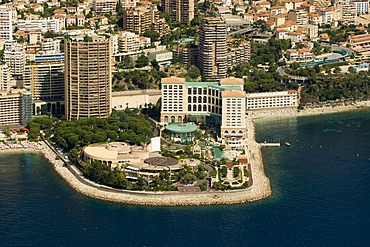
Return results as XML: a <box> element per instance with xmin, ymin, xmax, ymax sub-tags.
<box><xmin>260</xmin><ymin>139</ymin><xmax>281</xmax><ymax>147</ymax></box>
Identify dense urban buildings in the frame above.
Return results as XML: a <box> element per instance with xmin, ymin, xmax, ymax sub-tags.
<box><xmin>64</xmin><ymin>35</ymin><xmax>112</xmax><ymax>120</ymax></box>
<box><xmin>198</xmin><ymin>17</ymin><xmax>227</xmax><ymax>81</ymax></box>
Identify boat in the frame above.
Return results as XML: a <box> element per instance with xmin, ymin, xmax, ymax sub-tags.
<box><xmin>285</xmin><ymin>142</ymin><xmax>291</xmax><ymax>146</ymax></box>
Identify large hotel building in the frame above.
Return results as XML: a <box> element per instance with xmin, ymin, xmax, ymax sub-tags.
<box><xmin>64</xmin><ymin>35</ymin><xmax>112</xmax><ymax>120</ymax></box>
<box><xmin>160</xmin><ymin>76</ymin><xmax>246</xmax><ymax>148</ymax></box>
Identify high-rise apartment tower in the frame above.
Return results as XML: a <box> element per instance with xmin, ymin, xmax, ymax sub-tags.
<box><xmin>198</xmin><ymin>17</ymin><xmax>227</xmax><ymax>81</ymax></box>
<box><xmin>64</xmin><ymin>35</ymin><xmax>112</xmax><ymax>120</ymax></box>
<box><xmin>161</xmin><ymin>0</ymin><xmax>194</xmax><ymax>24</ymax></box>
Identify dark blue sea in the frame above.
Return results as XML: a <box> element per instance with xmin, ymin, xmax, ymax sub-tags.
<box><xmin>1</xmin><ymin>110</ymin><xmax>370</xmax><ymax>246</ymax></box>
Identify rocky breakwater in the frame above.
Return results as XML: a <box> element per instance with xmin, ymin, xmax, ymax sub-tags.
<box><xmin>39</xmin><ymin>126</ymin><xmax>272</xmax><ymax>206</ymax></box>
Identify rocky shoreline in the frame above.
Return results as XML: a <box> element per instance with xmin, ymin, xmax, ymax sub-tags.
<box><xmin>43</xmin><ymin>134</ymin><xmax>271</xmax><ymax>206</ymax></box>
<box><xmin>0</xmin><ymin>123</ymin><xmax>273</xmax><ymax>206</ymax></box>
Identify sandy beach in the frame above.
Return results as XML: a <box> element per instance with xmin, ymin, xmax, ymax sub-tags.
<box><xmin>250</xmin><ymin>100</ymin><xmax>370</xmax><ymax>119</ymax></box>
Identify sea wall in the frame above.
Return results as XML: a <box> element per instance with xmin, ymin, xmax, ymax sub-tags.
<box><xmin>1</xmin><ymin>121</ymin><xmax>272</xmax><ymax>206</ymax></box>
<box><xmin>35</xmin><ymin>127</ymin><xmax>272</xmax><ymax>206</ymax></box>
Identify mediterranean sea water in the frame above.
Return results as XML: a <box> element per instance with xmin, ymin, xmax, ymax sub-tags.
<box><xmin>1</xmin><ymin>110</ymin><xmax>370</xmax><ymax>246</ymax></box>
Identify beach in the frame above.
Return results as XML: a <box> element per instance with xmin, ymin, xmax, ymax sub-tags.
<box><xmin>250</xmin><ymin>100</ymin><xmax>370</xmax><ymax>119</ymax></box>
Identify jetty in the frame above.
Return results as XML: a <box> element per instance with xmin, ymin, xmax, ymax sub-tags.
<box><xmin>260</xmin><ymin>139</ymin><xmax>281</xmax><ymax>147</ymax></box>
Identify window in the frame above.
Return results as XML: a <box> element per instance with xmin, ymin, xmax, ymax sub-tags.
<box><xmin>193</xmin><ymin>88</ymin><xmax>197</xmax><ymax>94</ymax></box>
<box><xmin>203</xmin><ymin>105</ymin><xmax>207</xmax><ymax>111</ymax></box>
<box><xmin>193</xmin><ymin>105</ymin><xmax>197</xmax><ymax>111</ymax></box>
<box><xmin>198</xmin><ymin>88</ymin><xmax>202</xmax><ymax>94</ymax></box>
<box><xmin>203</xmin><ymin>96</ymin><xmax>207</xmax><ymax>103</ymax></box>
<box><xmin>193</xmin><ymin>96</ymin><xmax>197</xmax><ymax>103</ymax></box>
<box><xmin>188</xmin><ymin>88</ymin><xmax>191</xmax><ymax>94</ymax></box>
<box><xmin>188</xmin><ymin>96</ymin><xmax>191</xmax><ymax>103</ymax></box>
<box><xmin>188</xmin><ymin>104</ymin><xmax>191</xmax><ymax>111</ymax></box>
<box><xmin>198</xmin><ymin>104</ymin><xmax>202</xmax><ymax>111</ymax></box>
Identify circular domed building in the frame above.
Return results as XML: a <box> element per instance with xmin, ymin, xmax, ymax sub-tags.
<box><xmin>164</xmin><ymin>123</ymin><xmax>197</xmax><ymax>143</ymax></box>
<box><xmin>81</xmin><ymin>142</ymin><xmax>183</xmax><ymax>181</ymax></box>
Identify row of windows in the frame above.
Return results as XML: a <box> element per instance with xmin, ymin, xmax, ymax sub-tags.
<box><xmin>187</xmin><ymin>96</ymin><xmax>221</xmax><ymax>105</ymax></box>
<box><xmin>162</xmin><ymin>85</ymin><xmax>183</xmax><ymax>90</ymax></box>
<box><xmin>187</xmin><ymin>87</ymin><xmax>220</xmax><ymax>97</ymax></box>
<box><xmin>186</xmin><ymin>104</ymin><xmax>222</xmax><ymax>114</ymax></box>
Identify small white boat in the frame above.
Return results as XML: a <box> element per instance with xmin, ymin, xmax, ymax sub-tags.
<box><xmin>285</xmin><ymin>142</ymin><xmax>291</xmax><ymax>146</ymax></box>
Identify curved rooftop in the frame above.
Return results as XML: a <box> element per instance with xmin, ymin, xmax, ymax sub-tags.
<box><xmin>165</xmin><ymin>123</ymin><xmax>197</xmax><ymax>133</ymax></box>
<box><xmin>144</xmin><ymin>156</ymin><xmax>178</xmax><ymax>167</ymax></box>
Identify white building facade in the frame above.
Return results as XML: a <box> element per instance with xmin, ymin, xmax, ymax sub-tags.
<box><xmin>0</xmin><ymin>5</ymin><xmax>12</xmax><ymax>43</ymax></box>
<box><xmin>246</xmin><ymin>90</ymin><xmax>299</xmax><ymax>110</ymax></box>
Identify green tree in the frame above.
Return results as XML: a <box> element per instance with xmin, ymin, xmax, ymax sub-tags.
<box><xmin>136</xmin><ymin>54</ymin><xmax>149</xmax><ymax>68</ymax></box>
<box><xmin>187</xmin><ymin>65</ymin><xmax>201</xmax><ymax>79</ymax></box>
<box><xmin>143</xmin><ymin>30</ymin><xmax>160</xmax><ymax>42</ymax></box>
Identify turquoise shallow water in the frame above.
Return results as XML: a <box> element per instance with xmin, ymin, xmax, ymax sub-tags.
<box><xmin>0</xmin><ymin>110</ymin><xmax>370</xmax><ymax>246</ymax></box>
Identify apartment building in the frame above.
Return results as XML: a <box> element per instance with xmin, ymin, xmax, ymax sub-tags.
<box><xmin>0</xmin><ymin>64</ymin><xmax>12</xmax><ymax>91</ymax></box>
<box><xmin>318</xmin><ymin>8</ymin><xmax>333</xmax><ymax>24</ymax></box>
<box><xmin>300</xmin><ymin>24</ymin><xmax>319</xmax><ymax>39</ymax></box>
<box><xmin>287</xmin><ymin>9</ymin><xmax>308</xmax><ymax>25</ymax></box>
<box><xmin>64</xmin><ymin>35</ymin><xmax>112</xmax><ymax>120</ymax></box>
<box><xmin>0</xmin><ymin>5</ymin><xmax>13</xmax><ymax>44</ymax></box>
<box><xmin>3</xmin><ymin>41</ymin><xmax>25</xmax><ymax>81</ymax></box>
<box><xmin>172</xmin><ymin>44</ymin><xmax>198</xmax><ymax>65</ymax></box>
<box><xmin>160</xmin><ymin>76</ymin><xmax>246</xmax><ymax>147</ymax></box>
<box><xmin>227</xmin><ymin>40</ymin><xmax>251</xmax><ymax>68</ymax></box>
<box><xmin>24</xmin><ymin>61</ymin><xmax>64</xmax><ymax>101</ymax></box>
<box><xmin>161</xmin><ymin>0</ymin><xmax>194</xmax><ymax>24</ymax></box>
<box><xmin>353</xmin><ymin>0</ymin><xmax>369</xmax><ymax>15</ymax></box>
<box><xmin>246</xmin><ymin>90</ymin><xmax>299</xmax><ymax>110</ymax></box>
<box><xmin>339</xmin><ymin>0</ymin><xmax>356</xmax><ymax>23</ymax></box>
<box><xmin>93</xmin><ymin>0</ymin><xmax>117</xmax><ymax>13</ymax></box>
<box><xmin>16</xmin><ymin>18</ymin><xmax>61</xmax><ymax>33</ymax></box>
<box><xmin>198</xmin><ymin>17</ymin><xmax>227</xmax><ymax>81</ymax></box>
<box><xmin>347</xmin><ymin>33</ymin><xmax>370</xmax><ymax>54</ymax></box>
<box><xmin>117</xmin><ymin>31</ymin><xmax>141</xmax><ymax>53</ymax></box>
<box><xmin>0</xmin><ymin>90</ymin><xmax>32</xmax><ymax>126</ymax></box>
<box><xmin>123</xmin><ymin>4</ymin><xmax>169</xmax><ymax>36</ymax></box>
<box><xmin>23</xmin><ymin>52</ymin><xmax>65</xmax><ymax>115</ymax></box>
